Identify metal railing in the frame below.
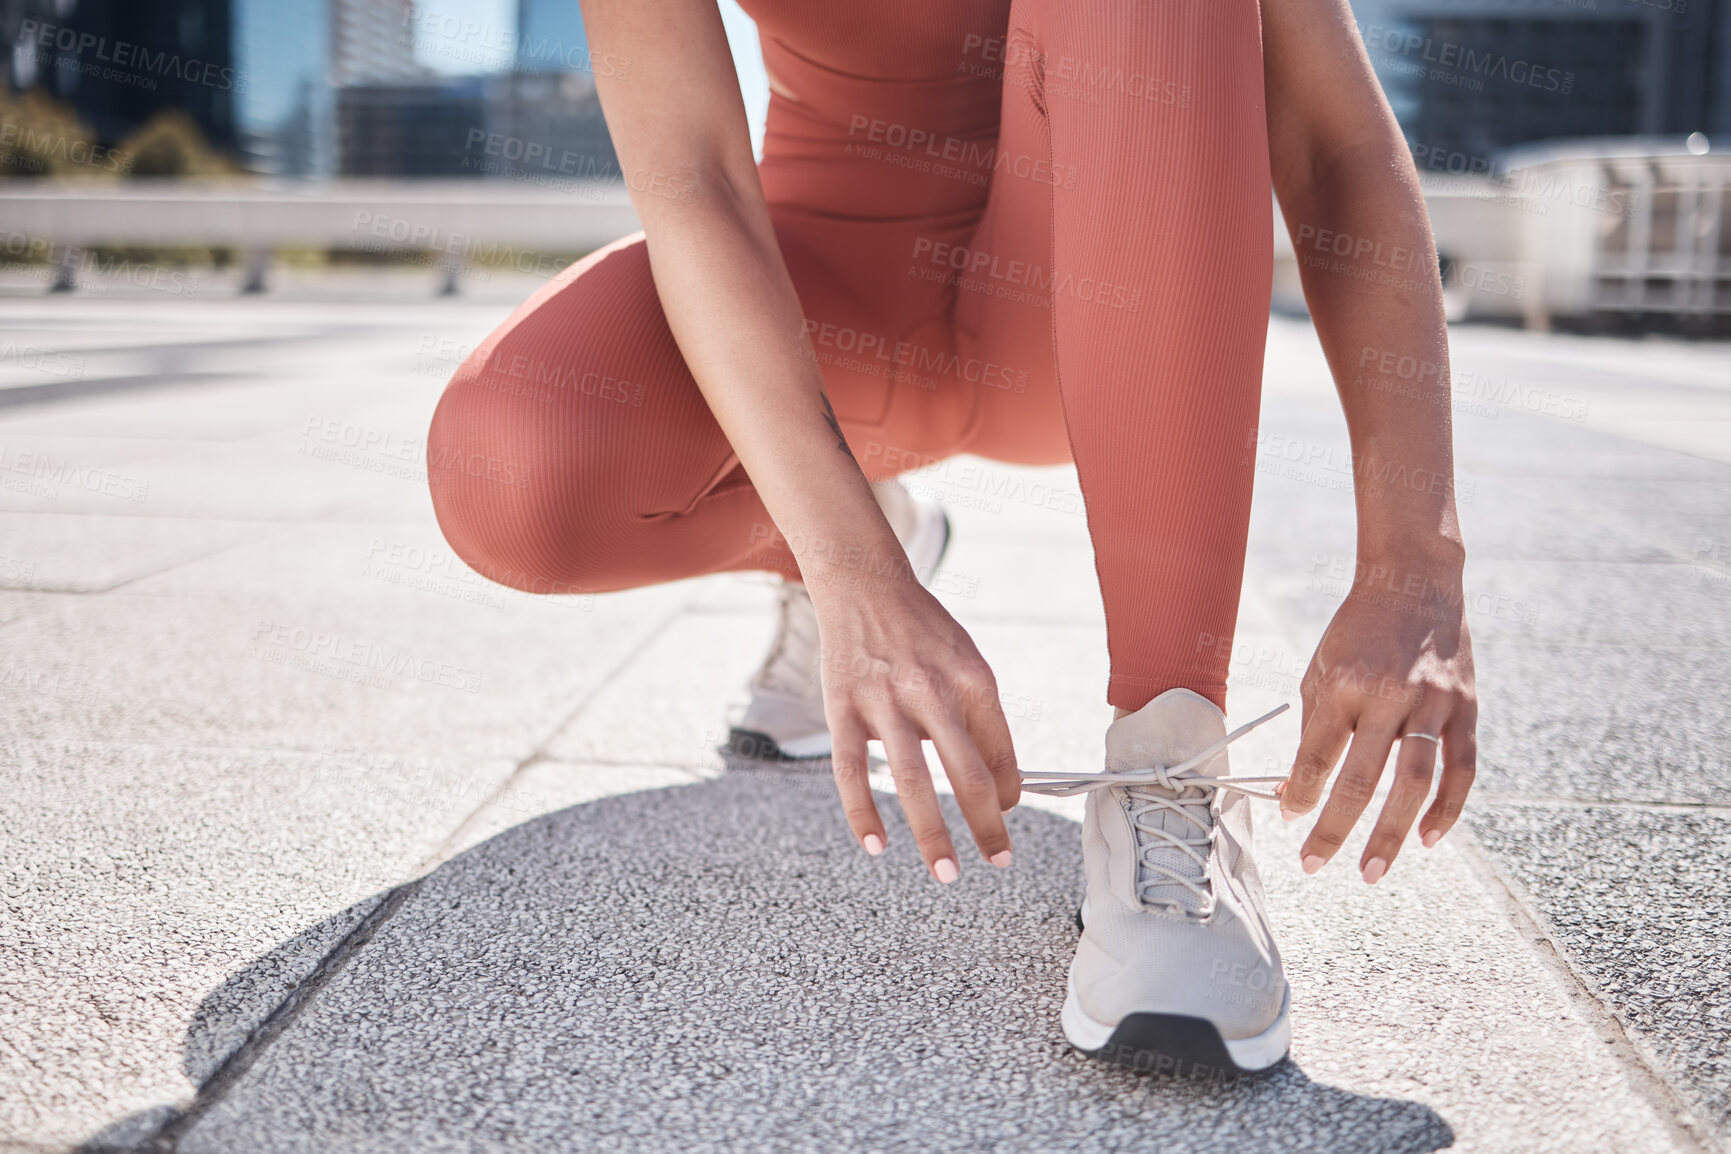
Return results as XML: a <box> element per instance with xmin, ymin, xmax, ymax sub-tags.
<box><xmin>1278</xmin><ymin>137</ymin><xmax>1730</xmax><ymax>330</ymax></box>
<box><xmin>6</xmin><ymin>140</ymin><xmax>1727</xmax><ymax>330</ymax></box>
<box><xmin>0</xmin><ymin>178</ymin><xmax>639</xmax><ymax>293</ymax></box>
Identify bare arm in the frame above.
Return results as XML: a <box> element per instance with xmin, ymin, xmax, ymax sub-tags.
<box><xmin>580</xmin><ymin>0</ymin><xmax>894</xmax><ymax>580</ymax></box>
<box><xmin>1261</xmin><ymin>0</ymin><xmax>1478</xmax><ymax>881</ymax></box>
<box><xmin>581</xmin><ymin>0</ymin><xmax>1019</xmax><ymax>877</ymax></box>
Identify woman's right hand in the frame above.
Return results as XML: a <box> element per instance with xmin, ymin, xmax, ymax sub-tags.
<box><xmin>809</xmin><ymin>571</ymin><xmax>1021</xmax><ymax>882</ymax></box>
<box><xmin>581</xmin><ymin>0</ymin><xmax>1019</xmax><ymax>881</ymax></box>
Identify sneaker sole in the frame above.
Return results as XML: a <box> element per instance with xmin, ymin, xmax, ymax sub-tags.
<box><xmin>727</xmin><ymin>500</ymin><xmax>952</xmax><ymax>766</ymax></box>
<box><xmin>1061</xmin><ymin>975</ymin><xmax>1291</xmax><ymax>1078</ymax></box>
<box><xmin>723</xmin><ymin>727</ymin><xmax>832</xmax><ymax>762</ymax></box>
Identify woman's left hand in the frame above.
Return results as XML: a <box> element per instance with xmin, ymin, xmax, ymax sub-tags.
<box><xmin>1275</xmin><ymin>560</ymin><xmax>1478</xmax><ymax>883</ymax></box>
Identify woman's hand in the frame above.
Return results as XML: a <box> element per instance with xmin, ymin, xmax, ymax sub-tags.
<box><xmin>1276</xmin><ymin>558</ymin><xmax>1477</xmax><ymax>883</ymax></box>
<box><xmin>1264</xmin><ymin>0</ymin><xmax>1477</xmax><ymax>882</ymax></box>
<box><xmin>579</xmin><ymin>0</ymin><xmax>1020</xmax><ymax>874</ymax></box>
<box><xmin>808</xmin><ymin>568</ymin><xmax>1021</xmax><ymax>883</ymax></box>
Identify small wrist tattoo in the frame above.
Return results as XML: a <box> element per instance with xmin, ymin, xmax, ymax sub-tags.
<box><xmin>819</xmin><ymin>391</ymin><xmax>851</xmax><ymax>455</ymax></box>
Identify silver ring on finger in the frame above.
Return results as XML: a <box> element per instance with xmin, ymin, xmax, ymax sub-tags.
<box><xmin>1401</xmin><ymin>732</ymin><xmax>1442</xmax><ymax>744</ymax></box>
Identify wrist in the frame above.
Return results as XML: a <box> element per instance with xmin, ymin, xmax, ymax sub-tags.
<box><xmin>794</xmin><ymin>531</ymin><xmax>922</xmax><ymax>601</ymax></box>
<box><xmin>1358</xmin><ymin>524</ymin><xmax>1465</xmax><ymax>575</ymax></box>
<box><xmin>1346</xmin><ymin>547</ymin><xmax>1466</xmax><ymax>617</ymax></box>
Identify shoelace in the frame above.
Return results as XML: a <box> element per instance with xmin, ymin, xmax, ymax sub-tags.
<box><xmin>1020</xmin><ymin>704</ymin><xmax>1290</xmax><ymax>914</ymax></box>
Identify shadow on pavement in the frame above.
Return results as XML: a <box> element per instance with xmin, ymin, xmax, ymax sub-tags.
<box><xmin>92</xmin><ymin>770</ymin><xmax>1454</xmax><ymax>1153</ymax></box>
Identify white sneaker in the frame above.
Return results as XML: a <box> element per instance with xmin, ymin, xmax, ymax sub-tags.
<box><xmin>727</xmin><ymin>479</ymin><xmax>950</xmax><ymax>762</ymax></box>
<box><xmin>1022</xmin><ymin>690</ymin><xmax>1292</xmax><ymax>1077</ymax></box>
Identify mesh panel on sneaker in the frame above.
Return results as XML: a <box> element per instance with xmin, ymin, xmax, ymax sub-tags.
<box><xmin>1121</xmin><ymin>778</ymin><xmax>1218</xmax><ymax>917</ymax></box>
<box><xmin>1027</xmin><ymin>693</ymin><xmax>1288</xmax><ymax>922</ymax></box>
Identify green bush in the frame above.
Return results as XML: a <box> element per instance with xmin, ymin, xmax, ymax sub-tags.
<box><xmin>0</xmin><ymin>88</ymin><xmax>122</xmax><ymax>178</ymax></box>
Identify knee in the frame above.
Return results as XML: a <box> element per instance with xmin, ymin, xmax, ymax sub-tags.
<box><xmin>422</xmin><ymin>236</ymin><xmax>691</xmax><ymax>595</ymax></box>
<box><xmin>426</xmin><ymin>366</ymin><xmax>620</xmax><ymax>596</ymax></box>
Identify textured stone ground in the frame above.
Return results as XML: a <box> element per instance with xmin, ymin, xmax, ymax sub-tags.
<box><xmin>0</xmin><ymin>290</ymin><xmax>1724</xmax><ymax>1153</ymax></box>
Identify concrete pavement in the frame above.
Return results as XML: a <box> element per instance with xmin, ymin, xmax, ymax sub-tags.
<box><xmin>0</xmin><ymin>284</ymin><xmax>1726</xmax><ymax>1152</ymax></box>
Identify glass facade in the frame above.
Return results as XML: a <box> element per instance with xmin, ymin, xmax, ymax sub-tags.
<box><xmin>515</xmin><ymin>0</ymin><xmax>591</xmax><ymax>76</ymax></box>
<box><xmin>336</xmin><ymin>77</ymin><xmax>483</xmax><ymax>176</ymax></box>
<box><xmin>1352</xmin><ymin>0</ymin><xmax>1727</xmax><ymax>163</ymax></box>
<box><xmin>232</xmin><ymin>0</ymin><xmax>332</xmax><ymax>176</ymax></box>
<box><xmin>9</xmin><ymin>0</ymin><xmax>238</xmax><ymax>150</ymax></box>
<box><xmin>1715</xmin><ymin>0</ymin><xmax>1731</xmax><ymax>135</ymax></box>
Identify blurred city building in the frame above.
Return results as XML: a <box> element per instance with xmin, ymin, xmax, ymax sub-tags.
<box><xmin>1</xmin><ymin>0</ymin><xmax>1725</xmax><ymax>328</ymax></box>
<box><xmin>336</xmin><ymin>76</ymin><xmax>482</xmax><ymax>178</ymax></box>
<box><xmin>1273</xmin><ymin>137</ymin><xmax>1731</xmax><ymax>333</ymax></box>
<box><xmin>341</xmin><ymin>0</ymin><xmax>614</xmax><ymax>181</ymax></box>
<box><xmin>1</xmin><ymin>0</ymin><xmax>615</xmax><ymax>180</ymax></box>
<box><xmin>4</xmin><ymin>0</ymin><xmax>239</xmax><ymax>155</ymax></box>
<box><xmin>336</xmin><ymin>70</ymin><xmax>614</xmax><ymax>181</ymax></box>
<box><xmin>1351</xmin><ymin>0</ymin><xmax>1731</xmax><ymax>162</ymax></box>
<box><xmin>333</xmin><ymin>0</ymin><xmax>422</xmax><ymax>87</ymax></box>
<box><xmin>235</xmin><ymin>0</ymin><xmax>335</xmax><ymax>176</ymax></box>
<box><xmin>515</xmin><ymin>0</ymin><xmax>590</xmax><ymax>73</ymax></box>
<box><xmin>482</xmin><ymin>71</ymin><xmax>616</xmax><ymax>181</ymax></box>
<box><xmin>1322</xmin><ymin>0</ymin><xmax>1731</xmax><ymax>331</ymax></box>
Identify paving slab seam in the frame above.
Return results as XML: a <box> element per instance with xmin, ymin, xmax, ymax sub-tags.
<box><xmin>0</xmin><ymin>736</ymin><xmax>430</xmax><ymax>760</ymax></box>
<box><xmin>1656</xmin><ymin>546</ymin><xmax>1731</xmax><ymax>575</ymax></box>
<box><xmin>6</xmin><ymin>598</ymin><xmax>683</xmax><ymax>1152</ymax></box>
<box><xmin>1240</xmin><ymin>560</ymin><xmax>1723</xmax><ymax>1145</ymax></box>
<box><xmin>119</xmin><ymin>877</ymin><xmax>429</xmax><ymax>1154</ymax></box>
<box><xmin>1</xmin><ymin>323</ymin><xmax>443</xmax><ymax>371</ymax></box>
<box><xmin>1475</xmin><ymin>793</ymin><xmax>1731</xmax><ymax>817</ymax></box>
<box><xmin>411</xmin><ymin>604</ymin><xmax>692</xmax><ymax>875</ymax></box>
<box><xmin>0</xmin><ymin>509</ymin><xmax>331</xmax><ymax>524</ymax></box>
<box><xmin>36</xmin><ymin>530</ymin><xmax>293</xmax><ymax>598</ymax></box>
<box><xmin>1478</xmin><ymin>642</ymin><xmax>1729</xmax><ymax>654</ymax></box>
<box><xmin>0</xmin><ymin>373</ymin><xmax>269</xmax><ymax>411</ymax></box>
<box><xmin>1452</xmin><ymin>824</ymin><xmax>1720</xmax><ymax>1153</ymax></box>
<box><xmin>547</xmin><ymin>753</ymin><xmax>727</xmax><ymax>773</ymax></box>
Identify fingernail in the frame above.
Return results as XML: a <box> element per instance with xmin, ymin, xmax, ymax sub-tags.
<box><xmin>1281</xmin><ymin>807</ymin><xmax>1299</xmax><ymax>823</ymax></box>
<box><xmin>1362</xmin><ymin>857</ymin><xmax>1387</xmax><ymax>885</ymax></box>
<box><xmin>1422</xmin><ymin>828</ymin><xmax>1443</xmax><ymax>849</ymax></box>
<box><xmin>933</xmin><ymin>858</ymin><xmax>959</xmax><ymax>884</ymax></box>
<box><xmin>989</xmin><ymin>850</ymin><xmax>1012</xmax><ymax>869</ymax></box>
<box><xmin>862</xmin><ymin>834</ymin><xmax>884</xmax><ymax>857</ymax></box>
<box><xmin>1301</xmin><ymin>854</ymin><xmax>1326</xmax><ymax>875</ymax></box>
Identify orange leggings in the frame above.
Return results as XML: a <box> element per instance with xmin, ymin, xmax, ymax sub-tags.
<box><xmin>427</xmin><ymin>0</ymin><xmax>1272</xmax><ymax>711</ymax></box>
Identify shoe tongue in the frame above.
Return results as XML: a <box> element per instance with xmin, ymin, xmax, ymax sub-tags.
<box><xmin>1104</xmin><ymin>691</ymin><xmax>1230</xmax><ymax>914</ymax></box>
<box><xmin>757</xmin><ymin>583</ymin><xmax>820</xmax><ymax>697</ymax></box>
<box><xmin>1105</xmin><ymin>690</ymin><xmax>1230</xmax><ymax>776</ymax></box>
